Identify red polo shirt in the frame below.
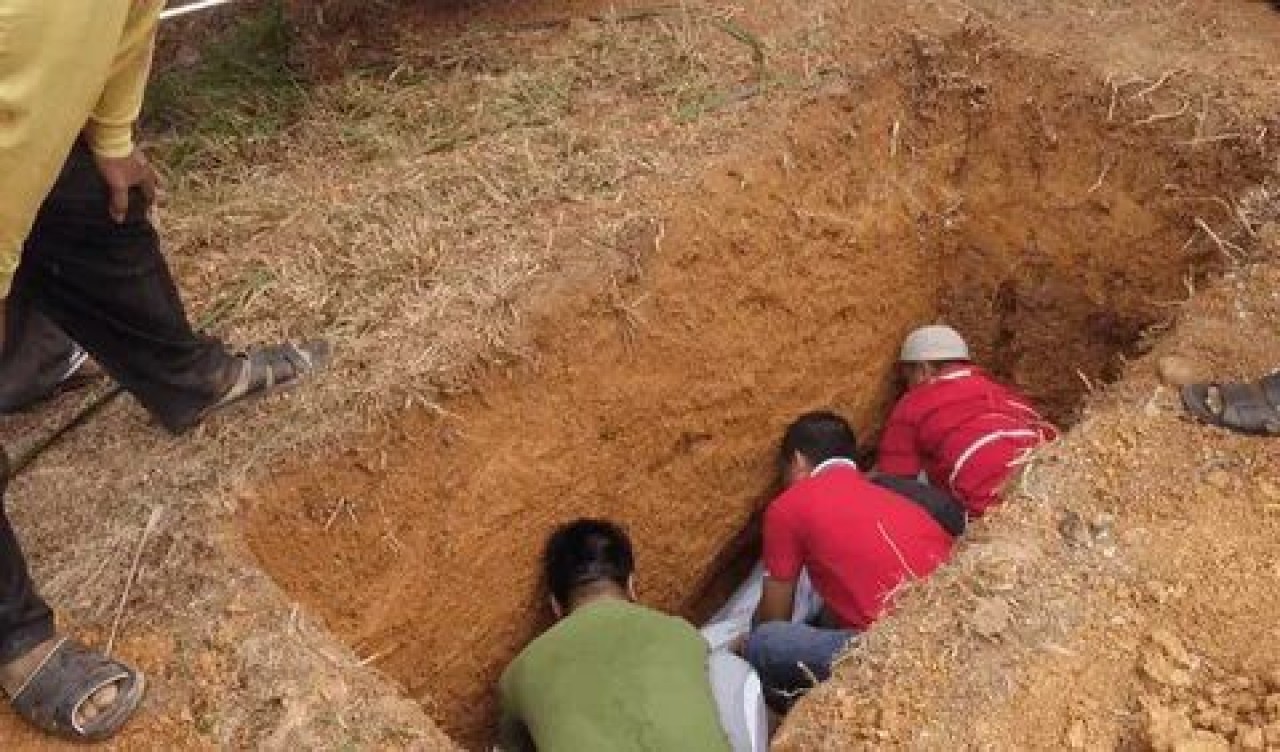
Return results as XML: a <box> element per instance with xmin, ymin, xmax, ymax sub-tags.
<box><xmin>762</xmin><ymin>460</ymin><xmax>954</xmax><ymax>631</ymax></box>
<box><xmin>878</xmin><ymin>365</ymin><xmax>1056</xmax><ymax>517</ymax></box>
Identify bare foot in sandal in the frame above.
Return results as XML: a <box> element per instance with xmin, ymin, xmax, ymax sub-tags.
<box><xmin>1</xmin><ymin>636</ymin><xmax>145</xmax><ymax>741</ymax></box>
<box><xmin>169</xmin><ymin>339</ymin><xmax>332</xmax><ymax>434</ymax></box>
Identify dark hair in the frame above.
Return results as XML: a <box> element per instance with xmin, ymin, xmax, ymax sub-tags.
<box><xmin>778</xmin><ymin>411</ymin><xmax>858</xmax><ymax>472</ymax></box>
<box><xmin>543</xmin><ymin>518</ymin><xmax>635</xmax><ymax>606</ymax></box>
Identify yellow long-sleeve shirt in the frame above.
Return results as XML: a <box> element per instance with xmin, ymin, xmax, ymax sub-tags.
<box><xmin>0</xmin><ymin>0</ymin><xmax>163</xmax><ymax>297</ymax></box>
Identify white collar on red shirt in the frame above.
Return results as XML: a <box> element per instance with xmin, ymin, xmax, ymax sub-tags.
<box><xmin>933</xmin><ymin>366</ymin><xmax>974</xmax><ymax>383</ymax></box>
<box><xmin>811</xmin><ymin>458</ymin><xmax>859</xmax><ymax>476</ymax></box>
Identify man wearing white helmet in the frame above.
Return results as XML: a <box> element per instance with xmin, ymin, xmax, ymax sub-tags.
<box><xmin>877</xmin><ymin>325</ymin><xmax>1056</xmax><ymax>519</ymax></box>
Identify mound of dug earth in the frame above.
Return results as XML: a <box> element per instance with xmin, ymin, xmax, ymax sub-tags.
<box><xmin>1140</xmin><ymin>629</ymin><xmax>1280</xmax><ymax>752</ymax></box>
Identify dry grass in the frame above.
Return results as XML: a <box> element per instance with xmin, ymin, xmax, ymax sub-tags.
<box><xmin>150</xmin><ymin>1</ymin><xmax>793</xmax><ymax>422</ymax></box>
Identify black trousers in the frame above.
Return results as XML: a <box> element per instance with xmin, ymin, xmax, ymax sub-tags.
<box><xmin>0</xmin><ymin>456</ymin><xmax>54</xmax><ymax>665</ymax></box>
<box><xmin>0</xmin><ymin>306</ymin><xmax>80</xmax><ymax>412</ymax></box>
<box><xmin>4</xmin><ymin>141</ymin><xmax>238</xmax><ymax>432</ymax></box>
<box><xmin>871</xmin><ymin>475</ymin><xmax>968</xmax><ymax>537</ymax></box>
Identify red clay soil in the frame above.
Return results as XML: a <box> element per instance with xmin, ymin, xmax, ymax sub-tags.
<box><xmin>242</xmin><ymin>39</ymin><xmax>1274</xmax><ymax>748</ymax></box>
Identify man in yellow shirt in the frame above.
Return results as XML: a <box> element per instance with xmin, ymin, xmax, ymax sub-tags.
<box><xmin>0</xmin><ymin>1</ymin><xmax>324</xmax><ymax>741</ymax></box>
<box><xmin>0</xmin><ymin>0</ymin><xmax>328</xmax><ymax>431</ymax></box>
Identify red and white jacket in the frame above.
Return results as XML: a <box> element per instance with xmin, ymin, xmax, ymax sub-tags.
<box><xmin>878</xmin><ymin>365</ymin><xmax>1056</xmax><ymax>518</ymax></box>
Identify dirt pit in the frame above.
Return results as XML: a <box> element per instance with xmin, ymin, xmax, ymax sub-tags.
<box><xmin>242</xmin><ymin>35</ymin><xmax>1271</xmax><ymax>749</ymax></box>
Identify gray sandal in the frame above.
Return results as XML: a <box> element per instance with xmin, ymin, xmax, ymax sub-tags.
<box><xmin>182</xmin><ymin>339</ymin><xmax>331</xmax><ymax>432</ymax></box>
<box><xmin>1181</xmin><ymin>371</ymin><xmax>1280</xmax><ymax>436</ymax></box>
<box><xmin>7</xmin><ymin>637</ymin><xmax>146</xmax><ymax>742</ymax></box>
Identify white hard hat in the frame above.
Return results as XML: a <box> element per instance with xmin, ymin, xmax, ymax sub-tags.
<box><xmin>899</xmin><ymin>325</ymin><xmax>970</xmax><ymax>363</ymax></box>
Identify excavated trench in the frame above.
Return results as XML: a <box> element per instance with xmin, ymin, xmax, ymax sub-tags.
<box><xmin>242</xmin><ymin>38</ymin><xmax>1270</xmax><ymax>749</ymax></box>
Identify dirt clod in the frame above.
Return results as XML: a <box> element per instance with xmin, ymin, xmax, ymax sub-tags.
<box><xmin>970</xmin><ymin>597</ymin><xmax>1013</xmax><ymax>639</ymax></box>
<box><xmin>1156</xmin><ymin>355</ymin><xmax>1205</xmax><ymax>387</ymax></box>
<box><xmin>1151</xmin><ymin>629</ymin><xmax>1196</xmax><ymax>669</ymax></box>
<box><xmin>1236</xmin><ymin>725</ymin><xmax>1266</xmax><ymax>750</ymax></box>
<box><xmin>1176</xmin><ymin>734</ymin><xmax>1231</xmax><ymax>752</ymax></box>
<box><xmin>1266</xmin><ymin>721</ymin><xmax>1280</xmax><ymax>745</ymax></box>
<box><xmin>1065</xmin><ymin>718</ymin><xmax>1088</xmax><ymax>749</ymax></box>
<box><xmin>1148</xmin><ymin>703</ymin><xmax>1196</xmax><ymax>751</ymax></box>
<box><xmin>1267</xmin><ymin>670</ymin><xmax>1280</xmax><ymax>693</ymax></box>
<box><xmin>1143</xmin><ymin>651</ymin><xmax>1195</xmax><ymax>689</ymax></box>
<box><xmin>1203</xmin><ymin>469</ymin><xmax>1233</xmax><ymax>492</ymax></box>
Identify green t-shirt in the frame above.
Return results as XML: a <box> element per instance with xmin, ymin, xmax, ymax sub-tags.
<box><xmin>497</xmin><ymin>599</ymin><xmax>731</xmax><ymax>752</ymax></box>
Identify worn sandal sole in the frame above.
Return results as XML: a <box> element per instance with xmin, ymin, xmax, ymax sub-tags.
<box><xmin>1181</xmin><ymin>378</ymin><xmax>1280</xmax><ymax>436</ymax></box>
<box><xmin>8</xmin><ymin>637</ymin><xmax>146</xmax><ymax>742</ymax></box>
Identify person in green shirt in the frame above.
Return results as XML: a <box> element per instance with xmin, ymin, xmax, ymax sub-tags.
<box><xmin>497</xmin><ymin>518</ymin><xmax>766</xmax><ymax>752</ymax></box>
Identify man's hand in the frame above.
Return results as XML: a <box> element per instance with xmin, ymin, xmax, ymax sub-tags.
<box><xmin>92</xmin><ymin>148</ymin><xmax>157</xmax><ymax>223</ymax></box>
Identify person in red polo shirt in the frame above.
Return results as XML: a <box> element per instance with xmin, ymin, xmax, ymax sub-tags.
<box><xmin>878</xmin><ymin>325</ymin><xmax>1057</xmax><ymax>519</ymax></box>
<box><xmin>743</xmin><ymin>412</ymin><xmax>954</xmax><ymax>709</ymax></box>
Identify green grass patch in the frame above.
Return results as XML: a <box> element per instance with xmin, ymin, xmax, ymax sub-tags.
<box><xmin>144</xmin><ymin>0</ymin><xmax>305</xmax><ymax>173</ymax></box>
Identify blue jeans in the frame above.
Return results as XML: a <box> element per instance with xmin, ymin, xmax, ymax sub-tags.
<box><xmin>743</xmin><ymin>621</ymin><xmax>857</xmax><ymax>711</ymax></box>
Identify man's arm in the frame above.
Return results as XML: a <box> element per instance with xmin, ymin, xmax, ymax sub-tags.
<box><xmin>494</xmin><ymin>664</ymin><xmax>535</xmax><ymax>752</ymax></box>
<box><xmin>86</xmin><ymin>1</ymin><xmax>163</xmax><ymax>223</ymax></box>
<box><xmin>84</xmin><ymin>1</ymin><xmax>162</xmax><ymax>160</ymax></box>
<box><xmin>876</xmin><ymin>402</ymin><xmax>924</xmax><ymax>477</ymax></box>
<box><xmin>754</xmin><ymin>501</ymin><xmax>802</xmax><ymax>626</ymax></box>
<box><xmin>752</xmin><ymin>576</ymin><xmax>797</xmax><ymax>627</ymax></box>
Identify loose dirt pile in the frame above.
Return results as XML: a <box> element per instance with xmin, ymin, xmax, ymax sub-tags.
<box><xmin>1</xmin><ymin>1</ymin><xmax>1277</xmax><ymax>750</ymax></box>
<box><xmin>1140</xmin><ymin>630</ymin><xmax>1280</xmax><ymax>751</ymax></box>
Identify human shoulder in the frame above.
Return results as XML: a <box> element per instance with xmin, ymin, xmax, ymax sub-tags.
<box><xmin>765</xmin><ymin>481</ymin><xmax>812</xmax><ymax>522</ymax></box>
<box><xmin>766</xmin><ymin>471</ymin><xmax>848</xmax><ymax>530</ymax></box>
<box><xmin>646</xmin><ymin>608</ymin><xmax>710</xmax><ymax>648</ymax></box>
<box><xmin>890</xmin><ymin>381</ymin><xmax>937</xmax><ymax>420</ymax></box>
<box><xmin>567</xmin><ymin>599</ymin><xmax>684</xmax><ymax>637</ymax></box>
<box><xmin>612</xmin><ymin>600</ymin><xmax>700</xmax><ymax>634</ymax></box>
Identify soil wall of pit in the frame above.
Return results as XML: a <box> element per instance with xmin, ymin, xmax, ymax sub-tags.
<box><xmin>242</xmin><ymin>38</ymin><xmax>1270</xmax><ymax>748</ymax></box>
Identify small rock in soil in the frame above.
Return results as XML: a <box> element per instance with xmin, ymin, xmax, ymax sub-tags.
<box><xmin>1150</xmin><ymin>629</ymin><xmax>1195</xmax><ymax>668</ymax></box>
<box><xmin>1265</xmin><ymin>721</ymin><xmax>1280</xmax><ymax>745</ymax></box>
<box><xmin>1236</xmin><ymin>725</ymin><xmax>1265</xmax><ymax>750</ymax></box>
<box><xmin>1147</xmin><ymin>702</ymin><xmax>1195</xmax><ymax>751</ymax></box>
<box><xmin>1172</xmin><ymin>732</ymin><xmax>1231</xmax><ymax>752</ymax></box>
<box><xmin>1157</xmin><ymin>355</ymin><xmax>1205</xmax><ymax>386</ymax></box>
<box><xmin>1059</xmin><ymin>510</ymin><xmax>1092</xmax><ymax>547</ymax></box>
<box><xmin>1203</xmin><ymin>469</ymin><xmax>1233</xmax><ymax>491</ymax></box>
<box><xmin>970</xmin><ymin>596</ymin><xmax>1012</xmax><ymax>639</ymax></box>
<box><xmin>1065</xmin><ymin>718</ymin><xmax>1087</xmax><ymax>749</ymax></box>
<box><xmin>1229</xmin><ymin>675</ymin><xmax>1255</xmax><ymax>691</ymax></box>
<box><xmin>1142</xmin><ymin>650</ymin><xmax>1193</xmax><ymax>688</ymax></box>
<box><xmin>1256</xmin><ymin>479</ymin><xmax>1280</xmax><ymax>503</ymax></box>
<box><xmin>1228</xmin><ymin>693</ymin><xmax>1259</xmax><ymax>714</ymax></box>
